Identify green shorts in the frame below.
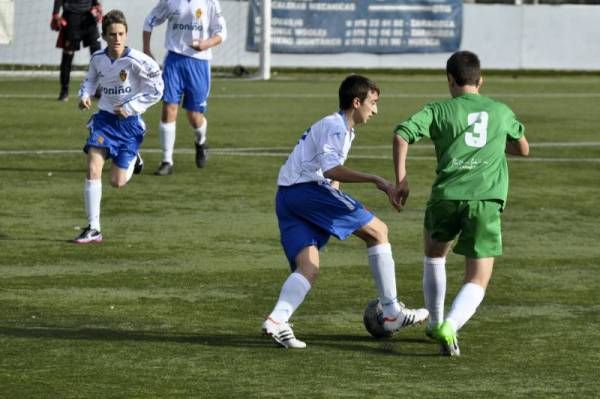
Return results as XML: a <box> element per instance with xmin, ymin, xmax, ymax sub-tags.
<box><xmin>424</xmin><ymin>199</ymin><xmax>503</xmax><ymax>258</ymax></box>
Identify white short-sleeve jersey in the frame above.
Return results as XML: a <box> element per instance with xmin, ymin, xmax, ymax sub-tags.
<box><xmin>143</xmin><ymin>0</ymin><xmax>227</xmax><ymax>61</ymax></box>
<box><xmin>278</xmin><ymin>112</ymin><xmax>355</xmax><ymax>186</ymax></box>
<box><xmin>79</xmin><ymin>48</ymin><xmax>164</xmax><ymax>116</ymax></box>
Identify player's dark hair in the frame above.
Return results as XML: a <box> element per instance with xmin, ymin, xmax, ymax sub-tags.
<box><xmin>102</xmin><ymin>9</ymin><xmax>128</xmax><ymax>36</ymax></box>
<box><xmin>446</xmin><ymin>51</ymin><xmax>481</xmax><ymax>86</ymax></box>
<box><xmin>338</xmin><ymin>74</ymin><xmax>380</xmax><ymax>110</ymax></box>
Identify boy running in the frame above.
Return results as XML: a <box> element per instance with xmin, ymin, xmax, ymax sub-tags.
<box><xmin>74</xmin><ymin>9</ymin><xmax>164</xmax><ymax>244</ymax></box>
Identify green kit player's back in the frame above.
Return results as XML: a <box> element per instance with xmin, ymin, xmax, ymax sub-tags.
<box><xmin>395</xmin><ymin>93</ymin><xmax>525</xmax><ymax>206</ymax></box>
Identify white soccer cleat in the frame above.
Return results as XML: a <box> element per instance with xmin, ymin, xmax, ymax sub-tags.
<box><xmin>73</xmin><ymin>225</ymin><xmax>103</xmax><ymax>244</ymax></box>
<box><xmin>261</xmin><ymin>317</ymin><xmax>307</xmax><ymax>349</ymax></box>
<box><xmin>382</xmin><ymin>306</ymin><xmax>429</xmax><ymax>332</ymax></box>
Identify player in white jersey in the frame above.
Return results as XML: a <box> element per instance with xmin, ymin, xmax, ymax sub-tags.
<box><xmin>73</xmin><ymin>9</ymin><xmax>164</xmax><ymax>244</ymax></box>
<box><xmin>142</xmin><ymin>0</ymin><xmax>227</xmax><ymax>175</ymax></box>
<box><xmin>261</xmin><ymin>75</ymin><xmax>429</xmax><ymax>349</ymax></box>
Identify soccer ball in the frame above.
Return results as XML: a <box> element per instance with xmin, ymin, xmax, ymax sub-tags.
<box><xmin>363</xmin><ymin>298</ymin><xmax>393</xmax><ymax>339</ymax></box>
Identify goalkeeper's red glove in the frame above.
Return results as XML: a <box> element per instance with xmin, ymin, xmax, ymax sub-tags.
<box><xmin>90</xmin><ymin>4</ymin><xmax>103</xmax><ymax>23</ymax></box>
<box><xmin>50</xmin><ymin>13</ymin><xmax>67</xmax><ymax>31</ymax></box>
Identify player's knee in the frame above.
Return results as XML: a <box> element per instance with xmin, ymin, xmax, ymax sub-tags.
<box><xmin>297</xmin><ymin>265</ymin><xmax>319</xmax><ymax>284</ymax></box>
<box><xmin>109</xmin><ymin>176</ymin><xmax>127</xmax><ymax>188</ymax></box>
<box><xmin>369</xmin><ymin>218</ymin><xmax>389</xmax><ymax>244</ymax></box>
<box><xmin>86</xmin><ymin>165</ymin><xmax>103</xmax><ymax>180</ymax></box>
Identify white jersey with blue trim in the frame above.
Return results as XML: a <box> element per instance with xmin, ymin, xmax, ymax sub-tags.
<box><xmin>143</xmin><ymin>0</ymin><xmax>227</xmax><ymax>61</ymax></box>
<box><xmin>278</xmin><ymin>112</ymin><xmax>355</xmax><ymax>187</ymax></box>
<box><xmin>79</xmin><ymin>47</ymin><xmax>164</xmax><ymax>116</ymax></box>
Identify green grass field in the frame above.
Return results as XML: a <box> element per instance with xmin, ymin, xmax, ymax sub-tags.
<box><xmin>1</xmin><ymin>72</ymin><xmax>599</xmax><ymax>398</ymax></box>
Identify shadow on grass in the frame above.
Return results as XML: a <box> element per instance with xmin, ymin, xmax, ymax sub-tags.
<box><xmin>0</xmin><ymin>167</ymin><xmax>82</xmax><ymax>174</ymax></box>
<box><xmin>0</xmin><ymin>326</ymin><xmax>438</xmax><ymax>356</ymax></box>
<box><xmin>0</xmin><ymin>233</ymin><xmax>76</xmax><ymax>243</ymax></box>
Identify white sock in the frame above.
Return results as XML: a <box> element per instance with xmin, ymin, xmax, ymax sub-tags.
<box><xmin>423</xmin><ymin>256</ymin><xmax>446</xmax><ymax>327</ymax></box>
<box><xmin>446</xmin><ymin>282</ymin><xmax>486</xmax><ymax>332</ymax></box>
<box><xmin>159</xmin><ymin>121</ymin><xmax>176</xmax><ymax>164</ymax></box>
<box><xmin>125</xmin><ymin>156</ymin><xmax>136</xmax><ymax>182</ymax></box>
<box><xmin>368</xmin><ymin>243</ymin><xmax>401</xmax><ymax>318</ymax></box>
<box><xmin>269</xmin><ymin>272</ymin><xmax>311</xmax><ymax>323</ymax></box>
<box><xmin>194</xmin><ymin>118</ymin><xmax>207</xmax><ymax>145</ymax></box>
<box><xmin>84</xmin><ymin>179</ymin><xmax>102</xmax><ymax>231</ymax></box>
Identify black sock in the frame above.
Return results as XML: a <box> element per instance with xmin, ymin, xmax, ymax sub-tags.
<box><xmin>60</xmin><ymin>52</ymin><xmax>74</xmax><ymax>93</ymax></box>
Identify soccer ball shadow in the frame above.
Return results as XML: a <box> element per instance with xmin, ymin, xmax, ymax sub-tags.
<box><xmin>363</xmin><ymin>298</ymin><xmax>393</xmax><ymax>339</ymax></box>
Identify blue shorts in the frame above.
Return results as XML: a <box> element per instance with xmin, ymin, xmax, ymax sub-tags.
<box><xmin>84</xmin><ymin>110</ymin><xmax>146</xmax><ymax>169</ymax></box>
<box><xmin>276</xmin><ymin>182</ymin><xmax>374</xmax><ymax>269</ymax></box>
<box><xmin>162</xmin><ymin>51</ymin><xmax>211</xmax><ymax>113</ymax></box>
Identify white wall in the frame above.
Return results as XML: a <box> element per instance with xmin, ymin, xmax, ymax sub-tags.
<box><xmin>1</xmin><ymin>1</ymin><xmax>599</xmax><ymax>70</ymax></box>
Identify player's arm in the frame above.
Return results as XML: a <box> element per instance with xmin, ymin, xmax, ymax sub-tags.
<box><xmin>90</xmin><ymin>2</ymin><xmax>103</xmax><ymax>24</ymax></box>
<box><xmin>142</xmin><ymin>0</ymin><xmax>171</xmax><ymax>59</ymax></box>
<box><xmin>324</xmin><ymin>165</ymin><xmax>398</xmax><ymax>211</ymax></box>
<box><xmin>506</xmin><ymin>136</ymin><xmax>529</xmax><ymax>156</ymax></box>
<box><xmin>78</xmin><ymin>60</ymin><xmax>99</xmax><ymax>110</ymax></box>
<box><xmin>392</xmin><ymin>134</ymin><xmax>410</xmax><ymax>210</ymax></box>
<box><xmin>52</xmin><ymin>0</ymin><xmax>62</xmax><ymax>15</ymax></box>
<box><xmin>505</xmin><ymin>115</ymin><xmax>529</xmax><ymax>156</ymax></box>
<box><xmin>391</xmin><ymin>106</ymin><xmax>433</xmax><ymax>210</ymax></box>
<box><xmin>142</xmin><ymin>31</ymin><xmax>154</xmax><ymax>59</ymax></box>
<box><xmin>324</xmin><ymin>165</ymin><xmax>392</xmax><ymax>194</ymax></box>
<box><xmin>191</xmin><ymin>35</ymin><xmax>223</xmax><ymax>52</ymax></box>
<box><xmin>50</xmin><ymin>0</ymin><xmax>64</xmax><ymax>31</ymax></box>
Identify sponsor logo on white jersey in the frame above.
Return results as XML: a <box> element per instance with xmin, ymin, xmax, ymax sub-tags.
<box><xmin>103</xmin><ymin>86</ymin><xmax>132</xmax><ymax>95</ymax></box>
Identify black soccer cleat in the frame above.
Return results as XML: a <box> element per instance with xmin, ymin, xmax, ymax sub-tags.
<box><xmin>195</xmin><ymin>142</ymin><xmax>207</xmax><ymax>168</ymax></box>
<box><xmin>154</xmin><ymin>162</ymin><xmax>173</xmax><ymax>176</ymax></box>
<box><xmin>133</xmin><ymin>153</ymin><xmax>144</xmax><ymax>175</ymax></box>
<box><xmin>57</xmin><ymin>89</ymin><xmax>69</xmax><ymax>102</ymax></box>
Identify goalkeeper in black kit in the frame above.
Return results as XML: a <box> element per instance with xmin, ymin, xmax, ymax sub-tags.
<box><xmin>51</xmin><ymin>0</ymin><xmax>103</xmax><ymax>101</ymax></box>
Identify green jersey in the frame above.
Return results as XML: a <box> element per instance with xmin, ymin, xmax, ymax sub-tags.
<box><xmin>395</xmin><ymin>93</ymin><xmax>525</xmax><ymax>206</ymax></box>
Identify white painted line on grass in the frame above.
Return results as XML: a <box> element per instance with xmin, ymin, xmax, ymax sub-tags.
<box><xmin>2</xmin><ymin>92</ymin><xmax>600</xmax><ymax>100</ymax></box>
<box><xmin>0</xmin><ymin>144</ymin><xmax>598</xmax><ymax>163</ymax></box>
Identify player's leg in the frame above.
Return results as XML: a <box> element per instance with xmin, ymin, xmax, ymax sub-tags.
<box><xmin>354</xmin><ymin>217</ymin><xmax>429</xmax><ymax>331</ymax></box>
<box><xmin>57</xmin><ymin>11</ymin><xmax>82</xmax><ymax>101</ymax></box>
<box><xmin>434</xmin><ymin>257</ymin><xmax>493</xmax><ymax>357</ymax></box>
<box><xmin>269</xmin><ymin>245</ymin><xmax>319</xmax><ymax>323</ymax></box>
<box><xmin>262</xmin><ymin>247</ymin><xmax>315</xmax><ymax>350</ymax></box>
<box><xmin>421</xmin><ymin>199</ymin><xmax>462</xmax><ymax>338</ymax></box>
<box><xmin>155</xmin><ymin>52</ymin><xmax>184</xmax><ymax>175</ymax></box>
<box><xmin>181</xmin><ymin>57</ymin><xmax>210</xmax><ymax>168</ymax></box>
<box><xmin>445</xmin><ymin>257</ymin><xmax>494</xmax><ymax>332</ymax></box>
<box><xmin>109</xmin><ymin>156</ymin><xmax>137</xmax><ymax>188</ymax></box>
<box><xmin>109</xmin><ymin>127</ymin><xmax>146</xmax><ymax>187</ymax></box>
<box><xmin>187</xmin><ymin>111</ymin><xmax>208</xmax><ymax>168</ymax></box>
<box><xmin>262</xmin><ymin>245</ymin><xmax>316</xmax><ymax>349</ymax></box>
<box><xmin>155</xmin><ymin>104</ymin><xmax>178</xmax><ymax>175</ymax></box>
<box><xmin>446</xmin><ymin>200</ymin><xmax>501</xmax><ymax>332</ymax></box>
<box><xmin>74</xmin><ymin>148</ymin><xmax>106</xmax><ymax>244</ymax></box>
<box><xmin>262</xmin><ymin>186</ymin><xmax>331</xmax><ymax>349</ymax></box>
<box><xmin>354</xmin><ymin>218</ymin><xmax>399</xmax><ymax>316</ymax></box>
<box><xmin>423</xmin><ymin>230</ymin><xmax>454</xmax><ymax>337</ymax></box>
<box><xmin>435</xmin><ymin>200</ymin><xmax>502</xmax><ymax>355</ymax></box>
<box><xmin>262</xmin><ymin>244</ymin><xmax>316</xmax><ymax>349</ymax></box>
<box><xmin>58</xmin><ymin>50</ymin><xmax>74</xmax><ymax>101</ymax></box>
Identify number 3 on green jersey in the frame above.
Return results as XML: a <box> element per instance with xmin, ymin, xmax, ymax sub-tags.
<box><xmin>465</xmin><ymin>111</ymin><xmax>488</xmax><ymax>148</ymax></box>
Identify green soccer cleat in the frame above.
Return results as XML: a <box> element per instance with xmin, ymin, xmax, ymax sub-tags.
<box><xmin>434</xmin><ymin>321</ymin><xmax>460</xmax><ymax>357</ymax></box>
